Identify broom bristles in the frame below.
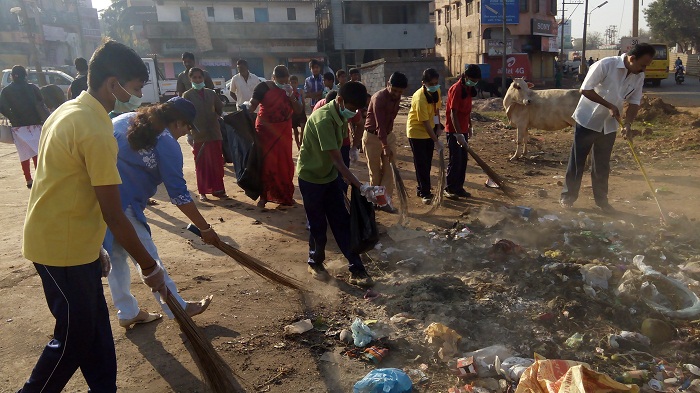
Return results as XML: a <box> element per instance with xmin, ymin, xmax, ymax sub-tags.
<box><xmin>164</xmin><ymin>292</ymin><xmax>242</xmax><ymax>393</ymax></box>
<box><xmin>390</xmin><ymin>162</ymin><xmax>409</xmax><ymax>226</ymax></box>
<box><xmin>216</xmin><ymin>241</ymin><xmax>306</xmax><ymax>291</ymax></box>
<box><xmin>427</xmin><ymin>152</ymin><xmax>446</xmax><ymax>214</ymax></box>
<box><xmin>464</xmin><ymin>146</ymin><xmax>516</xmax><ymax>199</ymax></box>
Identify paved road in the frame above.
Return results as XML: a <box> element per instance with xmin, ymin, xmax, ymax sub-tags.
<box><xmin>645</xmin><ymin>72</ymin><xmax>700</xmax><ymax>107</ymax></box>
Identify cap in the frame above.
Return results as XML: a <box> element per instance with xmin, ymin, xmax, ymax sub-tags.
<box><xmin>166</xmin><ymin>97</ymin><xmax>196</xmax><ymax>124</ymax></box>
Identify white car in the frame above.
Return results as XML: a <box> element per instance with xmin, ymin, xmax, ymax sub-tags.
<box><xmin>1</xmin><ymin>68</ymin><xmax>74</xmax><ymax>95</ymax></box>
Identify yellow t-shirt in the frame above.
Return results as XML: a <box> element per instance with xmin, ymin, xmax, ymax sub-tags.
<box><xmin>406</xmin><ymin>87</ymin><xmax>442</xmax><ymax>139</ymax></box>
<box><xmin>23</xmin><ymin>91</ymin><xmax>122</xmax><ymax>267</ymax></box>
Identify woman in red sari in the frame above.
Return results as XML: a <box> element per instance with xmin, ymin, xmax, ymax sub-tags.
<box><xmin>249</xmin><ymin>65</ymin><xmax>303</xmax><ymax>208</ymax></box>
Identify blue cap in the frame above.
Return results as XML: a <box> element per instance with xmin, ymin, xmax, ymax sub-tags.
<box><xmin>166</xmin><ymin>97</ymin><xmax>196</xmax><ymax>124</ymax></box>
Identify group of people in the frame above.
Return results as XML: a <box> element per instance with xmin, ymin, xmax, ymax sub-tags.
<box><xmin>3</xmin><ymin>35</ymin><xmax>655</xmax><ymax>391</ymax></box>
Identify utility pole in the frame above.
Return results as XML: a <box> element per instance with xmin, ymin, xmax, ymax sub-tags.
<box><xmin>632</xmin><ymin>0</ymin><xmax>639</xmax><ymax>37</ymax></box>
<box><xmin>581</xmin><ymin>0</ymin><xmax>589</xmax><ymax>77</ymax></box>
<box><xmin>501</xmin><ymin>0</ymin><xmax>507</xmax><ymax>95</ymax></box>
<box><xmin>560</xmin><ymin>0</ymin><xmax>565</xmax><ymax>62</ymax></box>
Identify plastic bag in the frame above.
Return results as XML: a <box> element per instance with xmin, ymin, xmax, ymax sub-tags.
<box><xmin>581</xmin><ymin>264</ymin><xmax>612</xmax><ymax>289</ymax></box>
<box><xmin>515</xmin><ymin>358</ymin><xmax>639</xmax><ymax>393</ymax></box>
<box><xmin>463</xmin><ymin>345</ymin><xmax>514</xmax><ymax>377</ymax></box>
<box><xmin>498</xmin><ymin>357</ymin><xmax>535</xmax><ymax>381</ymax></box>
<box><xmin>350</xmin><ymin>185</ymin><xmax>379</xmax><ymax>254</ymax></box>
<box><xmin>223</xmin><ymin>109</ymin><xmax>261</xmax><ymax>201</ymax></box>
<box><xmin>634</xmin><ymin>255</ymin><xmax>700</xmax><ymax>319</ymax></box>
<box><xmin>351</xmin><ymin>318</ymin><xmax>375</xmax><ymax>347</ymax></box>
<box><xmin>353</xmin><ymin>368</ymin><xmax>413</xmax><ymax>393</ymax></box>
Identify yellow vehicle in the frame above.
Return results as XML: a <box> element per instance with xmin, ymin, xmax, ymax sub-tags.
<box><xmin>644</xmin><ymin>43</ymin><xmax>669</xmax><ymax>86</ymax></box>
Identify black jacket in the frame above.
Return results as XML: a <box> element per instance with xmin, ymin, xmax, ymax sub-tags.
<box><xmin>0</xmin><ymin>80</ymin><xmax>45</xmax><ymax>127</ymax></box>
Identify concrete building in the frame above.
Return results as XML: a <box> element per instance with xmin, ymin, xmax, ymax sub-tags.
<box><xmin>328</xmin><ymin>0</ymin><xmax>435</xmax><ymax>68</ymax></box>
<box><xmin>141</xmin><ymin>0</ymin><xmax>322</xmax><ymax>80</ymax></box>
<box><xmin>0</xmin><ymin>0</ymin><xmax>101</xmax><ymax>70</ymax></box>
<box><xmin>434</xmin><ymin>0</ymin><xmax>559</xmax><ymax>83</ymax></box>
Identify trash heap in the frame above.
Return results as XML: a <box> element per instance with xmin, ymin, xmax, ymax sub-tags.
<box><xmin>289</xmin><ymin>205</ymin><xmax>700</xmax><ymax>392</ymax></box>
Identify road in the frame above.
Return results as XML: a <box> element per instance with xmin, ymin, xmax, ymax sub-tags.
<box><xmin>645</xmin><ymin>72</ymin><xmax>700</xmax><ymax>107</ymax></box>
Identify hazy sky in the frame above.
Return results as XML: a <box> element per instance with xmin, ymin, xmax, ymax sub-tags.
<box><xmin>90</xmin><ymin>0</ymin><xmax>652</xmax><ymax>39</ymax></box>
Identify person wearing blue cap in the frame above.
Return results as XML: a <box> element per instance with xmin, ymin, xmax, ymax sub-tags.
<box><xmin>105</xmin><ymin>97</ymin><xmax>220</xmax><ymax>328</ymax></box>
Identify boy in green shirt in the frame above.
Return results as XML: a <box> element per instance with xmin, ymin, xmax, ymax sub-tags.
<box><xmin>296</xmin><ymin>82</ymin><xmax>376</xmax><ymax>287</ymax></box>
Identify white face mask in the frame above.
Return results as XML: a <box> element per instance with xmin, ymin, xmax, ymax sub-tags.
<box><xmin>113</xmin><ymin>83</ymin><xmax>142</xmax><ymax>113</ymax></box>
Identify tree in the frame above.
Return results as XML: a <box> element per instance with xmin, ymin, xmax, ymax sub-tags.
<box><xmin>644</xmin><ymin>0</ymin><xmax>700</xmax><ymax>52</ymax></box>
<box><xmin>99</xmin><ymin>0</ymin><xmax>130</xmax><ymax>44</ymax></box>
<box><xmin>572</xmin><ymin>32</ymin><xmax>605</xmax><ymax>50</ymax></box>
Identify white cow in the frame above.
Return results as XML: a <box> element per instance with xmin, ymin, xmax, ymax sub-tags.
<box><xmin>503</xmin><ymin>78</ymin><xmax>581</xmax><ymax>160</ymax></box>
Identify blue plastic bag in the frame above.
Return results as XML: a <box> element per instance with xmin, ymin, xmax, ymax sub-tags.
<box><xmin>353</xmin><ymin>368</ymin><xmax>413</xmax><ymax>393</ymax></box>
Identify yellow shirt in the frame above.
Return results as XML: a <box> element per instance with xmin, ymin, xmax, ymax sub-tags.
<box><xmin>23</xmin><ymin>91</ymin><xmax>121</xmax><ymax>266</ymax></box>
<box><xmin>406</xmin><ymin>87</ymin><xmax>442</xmax><ymax>139</ymax></box>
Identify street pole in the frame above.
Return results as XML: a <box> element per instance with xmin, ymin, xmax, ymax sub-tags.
<box><xmin>581</xmin><ymin>0</ymin><xmax>589</xmax><ymax>76</ymax></box>
<box><xmin>632</xmin><ymin>0</ymin><xmax>639</xmax><ymax>37</ymax></box>
<box><xmin>501</xmin><ymin>0</ymin><xmax>507</xmax><ymax>95</ymax></box>
<box><xmin>560</xmin><ymin>0</ymin><xmax>565</xmax><ymax>62</ymax></box>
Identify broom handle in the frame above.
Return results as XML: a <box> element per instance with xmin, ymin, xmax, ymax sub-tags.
<box><xmin>187</xmin><ymin>224</ymin><xmax>227</xmax><ymax>252</ymax></box>
<box><xmin>463</xmin><ymin>145</ymin><xmax>515</xmax><ymax>199</ymax></box>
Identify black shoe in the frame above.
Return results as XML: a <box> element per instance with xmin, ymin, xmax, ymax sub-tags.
<box><xmin>307</xmin><ymin>264</ymin><xmax>330</xmax><ymax>281</ymax></box>
<box><xmin>560</xmin><ymin>198</ymin><xmax>573</xmax><ymax>209</ymax></box>
<box><xmin>378</xmin><ymin>204</ymin><xmax>397</xmax><ymax>214</ymax></box>
<box><xmin>455</xmin><ymin>189</ymin><xmax>472</xmax><ymax>198</ymax></box>
<box><xmin>443</xmin><ymin>189</ymin><xmax>458</xmax><ymax>199</ymax></box>
<box><xmin>420</xmin><ymin>193</ymin><xmax>434</xmax><ymax>205</ymax></box>
<box><xmin>349</xmin><ymin>270</ymin><xmax>374</xmax><ymax>287</ymax></box>
<box><xmin>597</xmin><ymin>202</ymin><xmax>617</xmax><ymax>215</ymax></box>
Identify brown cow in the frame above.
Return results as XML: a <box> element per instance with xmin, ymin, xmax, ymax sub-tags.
<box><xmin>503</xmin><ymin>78</ymin><xmax>580</xmax><ymax>160</ymax></box>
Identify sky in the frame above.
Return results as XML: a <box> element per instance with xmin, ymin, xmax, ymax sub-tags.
<box><xmin>89</xmin><ymin>0</ymin><xmax>652</xmax><ymax>39</ymax></box>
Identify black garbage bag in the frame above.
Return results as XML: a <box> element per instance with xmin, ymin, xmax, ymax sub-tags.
<box><xmin>350</xmin><ymin>185</ymin><xmax>379</xmax><ymax>254</ymax></box>
<box><xmin>219</xmin><ymin>117</ymin><xmax>234</xmax><ymax>164</ymax></box>
<box><xmin>223</xmin><ymin>109</ymin><xmax>262</xmax><ymax>201</ymax></box>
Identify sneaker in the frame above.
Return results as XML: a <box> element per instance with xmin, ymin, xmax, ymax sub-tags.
<box><xmin>559</xmin><ymin>199</ymin><xmax>573</xmax><ymax>209</ymax></box>
<box><xmin>348</xmin><ymin>270</ymin><xmax>374</xmax><ymax>287</ymax></box>
<box><xmin>597</xmin><ymin>202</ymin><xmax>617</xmax><ymax>215</ymax></box>
<box><xmin>443</xmin><ymin>189</ymin><xmax>458</xmax><ymax>199</ymax></box>
<box><xmin>378</xmin><ymin>204</ymin><xmax>397</xmax><ymax>214</ymax></box>
<box><xmin>455</xmin><ymin>189</ymin><xmax>472</xmax><ymax>198</ymax></box>
<box><xmin>421</xmin><ymin>194</ymin><xmax>434</xmax><ymax>205</ymax></box>
<box><xmin>307</xmin><ymin>264</ymin><xmax>330</xmax><ymax>281</ymax></box>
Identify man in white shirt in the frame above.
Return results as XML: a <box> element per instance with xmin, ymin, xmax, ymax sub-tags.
<box><xmin>229</xmin><ymin>59</ymin><xmax>260</xmax><ymax>112</ymax></box>
<box><xmin>560</xmin><ymin>43</ymin><xmax>655</xmax><ymax>213</ymax></box>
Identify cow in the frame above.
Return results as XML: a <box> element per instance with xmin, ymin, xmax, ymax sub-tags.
<box><xmin>503</xmin><ymin>78</ymin><xmax>580</xmax><ymax>161</ymax></box>
<box><xmin>476</xmin><ymin>77</ymin><xmax>513</xmax><ymax>98</ymax></box>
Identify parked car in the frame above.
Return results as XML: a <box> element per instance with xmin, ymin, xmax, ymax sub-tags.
<box><xmin>1</xmin><ymin>68</ymin><xmax>74</xmax><ymax>95</ymax></box>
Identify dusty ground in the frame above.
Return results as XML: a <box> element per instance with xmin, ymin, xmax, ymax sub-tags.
<box><xmin>1</xmin><ymin>94</ymin><xmax>699</xmax><ymax>392</ymax></box>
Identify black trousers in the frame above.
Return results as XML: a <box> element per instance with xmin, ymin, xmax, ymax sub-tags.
<box><xmin>20</xmin><ymin>260</ymin><xmax>117</xmax><ymax>393</ymax></box>
<box><xmin>409</xmin><ymin>138</ymin><xmax>434</xmax><ymax>198</ymax></box>
<box><xmin>446</xmin><ymin>133</ymin><xmax>468</xmax><ymax>192</ymax></box>
<box><xmin>561</xmin><ymin>123</ymin><xmax>617</xmax><ymax>205</ymax></box>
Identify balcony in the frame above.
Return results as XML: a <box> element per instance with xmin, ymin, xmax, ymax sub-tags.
<box><xmin>143</xmin><ymin>21</ymin><xmax>317</xmax><ymax>41</ymax></box>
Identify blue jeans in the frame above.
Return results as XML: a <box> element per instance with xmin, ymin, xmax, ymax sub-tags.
<box><xmin>446</xmin><ymin>133</ymin><xmax>468</xmax><ymax>192</ymax></box>
<box><xmin>561</xmin><ymin>123</ymin><xmax>617</xmax><ymax>205</ymax></box>
<box><xmin>20</xmin><ymin>260</ymin><xmax>117</xmax><ymax>393</ymax></box>
<box><xmin>298</xmin><ymin>178</ymin><xmax>364</xmax><ymax>273</ymax></box>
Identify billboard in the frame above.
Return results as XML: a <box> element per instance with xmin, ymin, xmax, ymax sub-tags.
<box><xmin>481</xmin><ymin>0</ymin><xmax>519</xmax><ymax>25</ymax></box>
<box><xmin>485</xmin><ymin>54</ymin><xmax>532</xmax><ymax>79</ymax></box>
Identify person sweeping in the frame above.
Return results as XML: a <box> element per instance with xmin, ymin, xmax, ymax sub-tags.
<box><xmin>106</xmin><ymin>97</ymin><xmax>220</xmax><ymax>328</ymax></box>
<box><xmin>19</xmin><ymin>40</ymin><xmax>166</xmax><ymax>393</ymax></box>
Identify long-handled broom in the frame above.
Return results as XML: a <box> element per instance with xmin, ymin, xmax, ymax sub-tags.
<box><xmin>390</xmin><ymin>162</ymin><xmax>409</xmax><ymax>226</ymax></box>
<box><xmin>187</xmin><ymin>224</ymin><xmax>306</xmax><ymax>291</ymax></box>
<box><xmin>464</xmin><ymin>145</ymin><xmax>516</xmax><ymax>199</ymax></box>
<box><xmin>163</xmin><ymin>291</ymin><xmax>243</xmax><ymax>392</ymax></box>
<box><xmin>426</xmin><ymin>151</ymin><xmax>446</xmax><ymax>214</ymax></box>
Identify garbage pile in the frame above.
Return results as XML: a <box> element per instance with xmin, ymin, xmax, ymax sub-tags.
<box><xmin>289</xmin><ymin>204</ymin><xmax>700</xmax><ymax>392</ymax></box>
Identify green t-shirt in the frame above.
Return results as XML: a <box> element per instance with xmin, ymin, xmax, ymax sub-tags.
<box><xmin>296</xmin><ymin>100</ymin><xmax>347</xmax><ymax>184</ymax></box>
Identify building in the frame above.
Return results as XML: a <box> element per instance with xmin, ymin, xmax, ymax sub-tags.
<box><xmin>0</xmin><ymin>0</ymin><xmax>101</xmax><ymax>70</ymax></box>
<box><xmin>141</xmin><ymin>0</ymin><xmax>322</xmax><ymax>80</ymax></box>
<box><xmin>435</xmin><ymin>0</ymin><xmax>559</xmax><ymax>83</ymax></box>
<box><xmin>328</xmin><ymin>0</ymin><xmax>435</xmax><ymax>69</ymax></box>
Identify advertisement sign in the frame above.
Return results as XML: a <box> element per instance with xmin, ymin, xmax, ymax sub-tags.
<box><xmin>532</xmin><ymin>18</ymin><xmax>558</xmax><ymax>36</ymax></box>
<box><xmin>485</xmin><ymin>54</ymin><xmax>532</xmax><ymax>79</ymax></box>
<box><xmin>541</xmin><ymin>37</ymin><xmax>559</xmax><ymax>52</ymax></box>
<box><xmin>486</xmin><ymin>38</ymin><xmax>514</xmax><ymax>56</ymax></box>
<box><xmin>481</xmin><ymin>0</ymin><xmax>519</xmax><ymax>25</ymax></box>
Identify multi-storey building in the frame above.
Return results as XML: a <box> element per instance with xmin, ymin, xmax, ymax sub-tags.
<box><xmin>435</xmin><ymin>0</ymin><xmax>559</xmax><ymax>83</ymax></box>
<box><xmin>141</xmin><ymin>0</ymin><xmax>322</xmax><ymax>80</ymax></box>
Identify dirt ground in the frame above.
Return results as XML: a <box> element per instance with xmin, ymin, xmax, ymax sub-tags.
<box><xmin>1</xmin><ymin>95</ymin><xmax>699</xmax><ymax>392</ymax></box>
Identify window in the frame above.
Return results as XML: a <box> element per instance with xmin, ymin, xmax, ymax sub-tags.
<box><xmin>456</xmin><ymin>3</ymin><xmax>460</xmax><ymax>19</ymax></box>
<box><xmin>287</xmin><ymin>7</ymin><xmax>296</xmax><ymax>20</ymax></box>
<box><xmin>468</xmin><ymin>31</ymin><xmax>472</xmax><ymax>39</ymax></box>
<box><xmin>233</xmin><ymin>7</ymin><xmax>243</xmax><ymax>20</ymax></box>
<box><xmin>207</xmin><ymin>7</ymin><xmax>214</xmax><ymax>18</ymax></box>
<box><xmin>437</xmin><ymin>9</ymin><xmax>441</xmax><ymax>25</ymax></box>
<box><xmin>550</xmin><ymin>0</ymin><xmax>557</xmax><ymax>14</ymax></box>
<box><xmin>533</xmin><ymin>0</ymin><xmax>540</xmax><ymax>13</ymax></box>
<box><xmin>477</xmin><ymin>2</ymin><xmax>480</xmax><ymax>13</ymax></box>
<box><xmin>520</xmin><ymin>0</ymin><xmax>529</xmax><ymax>12</ymax></box>
<box><xmin>254</xmin><ymin>7</ymin><xmax>269</xmax><ymax>22</ymax></box>
<box><xmin>180</xmin><ymin>7</ymin><xmax>190</xmax><ymax>22</ymax></box>
<box><xmin>467</xmin><ymin>1</ymin><xmax>474</xmax><ymax>16</ymax></box>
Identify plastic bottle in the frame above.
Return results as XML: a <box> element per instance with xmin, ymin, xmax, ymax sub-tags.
<box><xmin>617</xmin><ymin>370</ymin><xmax>650</xmax><ymax>384</ymax></box>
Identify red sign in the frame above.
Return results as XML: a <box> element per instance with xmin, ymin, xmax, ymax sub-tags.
<box><xmin>486</xmin><ymin>54</ymin><xmax>532</xmax><ymax>79</ymax></box>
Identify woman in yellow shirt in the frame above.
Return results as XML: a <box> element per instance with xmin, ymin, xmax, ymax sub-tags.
<box><xmin>406</xmin><ymin>68</ymin><xmax>443</xmax><ymax>204</ymax></box>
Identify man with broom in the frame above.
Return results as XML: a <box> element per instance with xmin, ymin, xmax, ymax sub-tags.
<box><xmin>19</xmin><ymin>40</ymin><xmax>167</xmax><ymax>392</ymax></box>
<box><xmin>362</xmin><ymin>72</ymin><xmax>408</xmax><ymax>213</ymax></box>
<box><xmin>560</xmin><ymin>43</ymin><xmax>655</xmax><ymax>213</ymax></box>
<box><xmin>296</xmin><ymin>81</ymin><xmax>378</xmax><ymax>287</ymax></box>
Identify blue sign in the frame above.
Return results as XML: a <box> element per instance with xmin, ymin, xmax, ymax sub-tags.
<box><xmin>481</xmin><ymin>0</ymin><xmax>519</xmax><ymax>25</ymax></box>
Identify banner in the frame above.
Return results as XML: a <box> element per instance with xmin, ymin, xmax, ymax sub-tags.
<box><xmin>485</xmin><ymin>54</ymin><xmax>532</xmax><ymax>79</ymax></box>
<box><xmin>481</xmin><ymin>0</ymin><xmax>519</xmax><ymax>25</ymax></box>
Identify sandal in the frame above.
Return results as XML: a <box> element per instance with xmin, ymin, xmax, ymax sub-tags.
<box><xmin>199</xmin><ymin>194</ymin><xmax>209</xmax><ymax>202</ymax></box>
<box><xmin>185</xmin><ymin>295</ymin><xmax>213</xmax><ymax>317</ymax></box>
<box><xmin>118</xmin><ymin>309</ymin><xmax>162</xmax><ymax>329</ymax></box>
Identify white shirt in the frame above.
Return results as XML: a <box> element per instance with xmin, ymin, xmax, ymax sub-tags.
<box><xmin>573</xmin><ymin>55</ymin><xmax>645</xmax><ymax>134</ymax></box>
<box><xmin>230</xmin><ymin>72</ymin><xmax>260</xmax><ymax>105</ymax></box>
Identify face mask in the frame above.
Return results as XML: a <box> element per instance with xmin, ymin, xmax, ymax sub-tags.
<box><xmin>339</xmin><ymin>102</ymin><xmax>357</xmax><ymax>119</ymax></box>
<box><xmin>113</xmin><ymin>83</ymin><xmax>142</xmax><ymax>113</ymax></box>
<box><xmin>192</xmin><ymin>82</ymin><xmax>206</xmax><ymax>90</ymax></box>
<box><xmin>464</xmin><ymin>80</ymin><xmax>478</xmax><ymax>87</ymax></box>
<box><xmin>426</xmin><ymin>84</ymin><xmax>440</xmax><ymax>93</ymax></box>
<box><xmin>274</xmin><ymin>81</ymin><xmax>286</xmax><ymax>89</ymax></box>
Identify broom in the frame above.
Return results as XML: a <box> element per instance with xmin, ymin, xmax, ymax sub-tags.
<box><xmin>426</xmin><ymin>151</ymin><xmax>446</xmax><ymax>214</ymax></box>
<box><xmin>163</xmin><ymin>291</ymin><xmax>242</xmax><ymax>393</ymax></box>
<box><xmin>464</xmin><ymin>145</ymin><xmax>516</xmax><ymax>199</ymax></box>
<box><xmin>390</xmin><ymin>162</ymin><xmax>409</xmax><ymax>226</ymax></box>
<box><xmin>187</xmin><ymin>224</ymin><xmax>306</xmax><ymax>291</ymax></box>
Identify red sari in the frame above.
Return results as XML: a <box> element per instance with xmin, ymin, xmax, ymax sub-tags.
<box><xmin>193</xmin><ymin>140</ymin><xmax>225</xmax><ymax>195</ymax></box>
<box><xmin>255</xmin><ymin>86</ymin><xmax>295</xmax><ymax>205</ymax></box>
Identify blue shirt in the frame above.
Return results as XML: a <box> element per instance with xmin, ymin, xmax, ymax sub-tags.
<box><xmin>104</xmin><ymin>113</ymin><xmax>192</xmax><ymax>252</ymax></box>
<box><xmin>304</xmin><ymin>74</ymin><xmax>324</xmax><ymax>105</ymax></box>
